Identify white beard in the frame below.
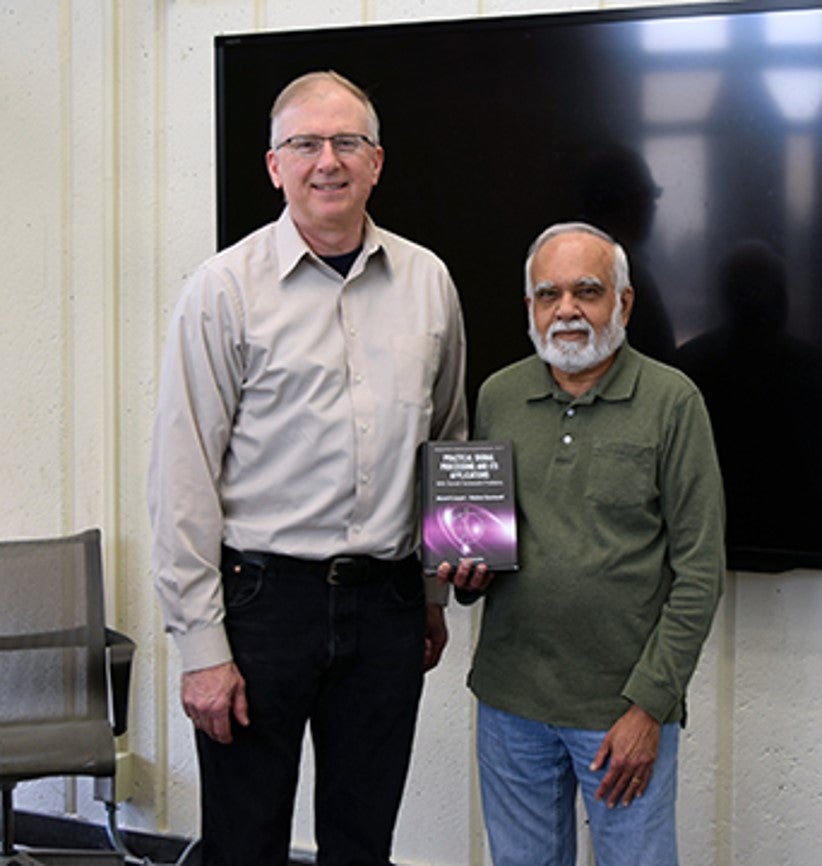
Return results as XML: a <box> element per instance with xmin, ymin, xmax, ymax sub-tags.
<box><xmin>529</xmin><ymin>295</ymin><xmax>626</xmax><ymax>374</ymax></box>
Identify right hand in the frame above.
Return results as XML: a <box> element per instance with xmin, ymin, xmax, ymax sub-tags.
<box><xmin>436</xmin><ymin>558</ymin><xmax>495</xmax><ymax>593</ymax></box>
<box><xmin>181</xmin><ymin>661</ymin><xmax>249</xmax><ymax>744</ymax></box>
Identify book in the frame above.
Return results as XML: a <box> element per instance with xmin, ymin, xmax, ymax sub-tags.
<box><xmin>419</xmin><ymin>440</ymin><xmax>518</xmax><ymax>574</ymax></box>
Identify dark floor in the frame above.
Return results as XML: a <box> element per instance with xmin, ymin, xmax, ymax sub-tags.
<box><xmin>14</xmin><ymin>810</ymin><xmax>193</xmax><ymax>864</ymax></box>
<box><xmin>13</xmin><ymin>811</ymin><xmax>312</xmax><ymax>865</ymax></box>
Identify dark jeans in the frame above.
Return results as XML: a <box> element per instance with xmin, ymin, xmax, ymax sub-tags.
<box><xmin>196</xmin><ymin>547</ymin><xmax>426</xmax><ymax>866</ymax></box>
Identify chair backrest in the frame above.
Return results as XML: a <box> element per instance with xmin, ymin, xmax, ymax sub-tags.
<box><xmin>0</xmin><ymin>528</ymin><xmax>115</xmax><ymax>784</ymax></box>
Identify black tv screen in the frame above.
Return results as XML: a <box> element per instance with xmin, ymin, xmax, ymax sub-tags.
<box><xmin>215</xmin><ymin>0</ymin><xmax>822</xmax><ymax>573</ymax></box>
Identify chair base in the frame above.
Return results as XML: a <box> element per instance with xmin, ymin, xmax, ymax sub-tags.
<box><xmin>0</xmin><ymin>848</ymin><xmax>124</xmax><ymax>866</ymax></box>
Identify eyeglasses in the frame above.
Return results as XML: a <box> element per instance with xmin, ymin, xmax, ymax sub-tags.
<box><xmin>274</xmin><ymin>133</ymin><xmax>377</xmax><ymax>158</ymax></box>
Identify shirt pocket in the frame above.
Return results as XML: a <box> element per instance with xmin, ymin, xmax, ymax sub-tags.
<box><xmin>392</xmin><ymin>334</ymin><xmax>439</xmax><ymax>407</ymax></box>
<box><xmin>584</xmin><ymin>440</ymin><xmax>658</xmax><ymax>507</ymax></box>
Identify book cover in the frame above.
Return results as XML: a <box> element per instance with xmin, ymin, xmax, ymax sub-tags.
<box><xmin>419</xmin><ymin>440</ymin><xmax>518</xmax><ymax>574</ymax></box>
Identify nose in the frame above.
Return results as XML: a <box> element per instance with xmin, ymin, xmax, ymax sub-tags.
<box><xmin>555</xmin><ymin>290</ymin><xmax>579</xmax><ymax>320</ymax></box>
<box><xmin>316</xmin><ymin>139</ymin><xmax>341</xmax><ymax>170</ymax></box>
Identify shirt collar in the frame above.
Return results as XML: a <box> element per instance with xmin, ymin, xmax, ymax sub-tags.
<box><xmin>525</xmin><ymin>342</ymin><xmax>640</xmax><ymax>406</ymax></box>
<box><xmin>274</xmin><ymin>206</ymin><xmax>386</xmax><ymax>281</ymax></box>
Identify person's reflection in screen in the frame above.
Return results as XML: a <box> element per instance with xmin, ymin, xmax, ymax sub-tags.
<box><xmin>677</xmin><ymin>239</ymin><xmax>822</xmax><ymax>565</ymax></box>
<box><xmin>580</xmin><ymin>142</ymin><xmax>676</xmax><ymax>363</ymax></box>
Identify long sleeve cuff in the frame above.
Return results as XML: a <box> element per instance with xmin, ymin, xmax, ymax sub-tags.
<box><xmin>174</xmin><ymin>623</ymin><xmax>233</xmax><ymax>673</ymax></box>
<box><xmin>621</xmin><ymin>668</ymin><xmax>681</xmax><ymax>724</ymax></box>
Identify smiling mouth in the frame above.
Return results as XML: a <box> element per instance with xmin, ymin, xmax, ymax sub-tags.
<box><xmin>312</xmin><ymin>182</ymin><xmax>348</xmax><ymax>191</ymax></box>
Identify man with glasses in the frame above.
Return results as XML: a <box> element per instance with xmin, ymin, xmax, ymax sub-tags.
<box><xmin>443</xmin><ymin>222</ymin><xmax>724</xmax><ymax>866</ymax></box>
<box><xmin>149</xmin><ymin>71</ymin><xmax>467</xmax><ymax>866</ymax></box>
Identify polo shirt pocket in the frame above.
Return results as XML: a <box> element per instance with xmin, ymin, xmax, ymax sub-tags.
<box><xmin>585</xmin><ymin>441</ymin><xmax>658</xmax><ymax>507</ymax></box>
<box><xmin>392</xmin><ymin>334</ymin><xmax>439</xmax><ymax>407</ymax></box>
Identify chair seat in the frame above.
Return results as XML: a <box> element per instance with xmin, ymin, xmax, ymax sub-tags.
<box><xmin>0</xmin><ymin>720</ymin><xmax>114</xmax><ymax>783</ymax></box>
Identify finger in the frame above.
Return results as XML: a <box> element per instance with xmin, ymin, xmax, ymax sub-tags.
<box><xmin>607</xmin><ymin>774</ymin><xmax>633</xmax><ymax>809</ymax></box>
<box><xmin>451</xmin><ymin>559</ymin><xmax>473</xmax><ymax>588</ymax></box>
<box><xmin>435</xmin><ymin>561</ymin><xmax>453</xmax><ymax>584</ymax></box>
<box><xmin>468</xmin><ymin>564</ymin><xmax>492</xmax><ymax>591</ymax></box>
<box><xmin>630</xmin><ymin>769</ymin><xmax>651</xmax><ymax>801</ymax></box>
<box><xmin>233</xmin><ymin>681</ymin><xmax>250</xmax><ymax>728</ymax></box>
<box><xmin>594</xmin><ymin>768</ymin><xmax>619</xmax><ymax>805</ymax></box>
<box><xmin>621</xmin><ymin>774</ymin><xmax>644</xmax><ymax>807</ymax></box>
<box><xmin>190</xmin><ymin>713</ymin><xmax>222</xmax><ymax>744</ymax></box>
<box><xmin>589</xmin><ymin>739</ymin><xmax>610</xmax><ymax>773</ymax></box>
<box><xmin>209</xmin><ymin>709</ymin><xmax>234</xmax><ymax>745</ymax></box>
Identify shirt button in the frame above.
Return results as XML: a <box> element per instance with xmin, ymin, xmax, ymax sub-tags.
<box><xmin>566</xmin><ymin>407</ymin><xmax>576</xmax><ymax>417</ymax></box>
<box><xmin>352</xmin><ymin>523</ymin><xmax>363</xmax><ymax>534</ymax></box>
<box><xmin>360</xmin><ymin>422</ymin><xmax>370</xmax><ymax>433</ymax></box>
<box><xmin>360</xmin><ymin>473</ymin><xmax>370</xmax><ymax>484</ymax></box>
<box><xmin>562</xmin><ymin>434</ymin><xmax>573</xmax><ymax>445</ymax></box>
<box><xmin>353</xmin><ymin>373</ymin><xmax>363</xmax><ymax>385</ymax></box>
<box><xmin>348</xmin><ymin>326</ymin><xmax>357</xmax><ymax>338</ymax></box>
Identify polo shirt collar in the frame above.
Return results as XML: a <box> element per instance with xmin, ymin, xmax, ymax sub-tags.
<box><xmin>526</xmin><ymin>342</ymin><xmax>640</xmax><ymax>405</ymax></box>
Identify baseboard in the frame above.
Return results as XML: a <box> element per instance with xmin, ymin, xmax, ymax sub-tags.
<box><xmin>13</xmin><ymin>811</ymin><xmax>314</xmax><ymax>865</ymax></box>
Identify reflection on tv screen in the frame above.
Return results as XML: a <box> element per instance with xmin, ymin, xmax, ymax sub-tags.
<box><xmin>216</xmin><ymin>1</ymin><xmax>822</xmax><ymax>572</ymax></box>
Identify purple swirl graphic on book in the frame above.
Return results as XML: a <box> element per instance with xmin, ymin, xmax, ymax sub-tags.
<box><xmin>423</xmin><ymin>503</ymin><xmax>516</xmax><ymax>562</ymax></box>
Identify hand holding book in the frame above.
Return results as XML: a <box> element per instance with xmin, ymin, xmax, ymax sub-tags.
<box><xmin>435</xmin><ymin>558</ymin><xmax>495</xmax><ymax>605</ymax></box>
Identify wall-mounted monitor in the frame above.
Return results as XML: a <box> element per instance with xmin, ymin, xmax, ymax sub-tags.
<box><xmin>215</xmin><ymin>0</ymin><xmax>822</xmax><ymax>573</ymax></box>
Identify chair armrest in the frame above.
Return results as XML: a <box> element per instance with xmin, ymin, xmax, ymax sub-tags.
<box><xmin>105</xmin><ymin>628</ymin><xmax>136</xmax><ymax>737</ymax></box>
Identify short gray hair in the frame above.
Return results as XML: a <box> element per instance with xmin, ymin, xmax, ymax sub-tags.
<box><xmin>269</xmin><ymin>70</ymin><xmax>380</xmax><ymax>149</ymax></box>
<box><xmin>524</xmin><ymin>221</ymin><xmax>630</xmax><ymax>298</ymax></box>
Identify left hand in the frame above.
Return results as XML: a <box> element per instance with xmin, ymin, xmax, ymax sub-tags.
<box><xmin>423</xmin><ymin>602</ymin><xmax>448</xmax><ymax>671</ymax></box>
<box><xmin>590</xmin><ymin>704</ymin><xmax>661</xmax><ymax>808</ymax></box>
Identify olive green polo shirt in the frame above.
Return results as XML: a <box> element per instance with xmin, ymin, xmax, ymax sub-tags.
<box><xmin>469</xmin><ymin>344</ymin><xmax>725</xmax><ymax>729</ymax></box>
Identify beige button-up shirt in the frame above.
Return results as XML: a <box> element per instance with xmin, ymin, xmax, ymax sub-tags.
<box><xmin>148</xmin><ymin>208</ymin><xmax>467</xmax><ymax>671</ymax></box>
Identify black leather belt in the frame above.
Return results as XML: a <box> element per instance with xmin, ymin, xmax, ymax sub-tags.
<box><xmin>222</xmin><ymin>545</ymin><xmax>418</xmax><ymax>587</ymax></box>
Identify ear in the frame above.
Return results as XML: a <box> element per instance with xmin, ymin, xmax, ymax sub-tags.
<box><xmin>619</xmin><ymin>285</ymin><xmax>635</xmax><ymax>324</ymax></box>
<box><xmin>265</xmin><ymin>149</ymin><xmax>283</xmax><ymax>190</ymax></box>
<box><xmin>370</xmin><ymin>145</ymin><xmax>385</xmax><ymax>187</ymax></box>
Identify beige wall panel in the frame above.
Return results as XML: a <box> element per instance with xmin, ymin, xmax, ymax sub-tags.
<box><xmin>2</xmin><ymin>2</ymin><xmax>822</xmax><ymax>865</ymax></box>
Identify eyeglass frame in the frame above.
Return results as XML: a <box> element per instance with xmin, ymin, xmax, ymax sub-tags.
<box><xmin>274</xmin><ymin>132</ymin><xmax>378</xmax><ymax>157</ymax></box>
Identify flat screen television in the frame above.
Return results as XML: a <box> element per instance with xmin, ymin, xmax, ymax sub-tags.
<box><xmin>215</xmin><ymin>0</ymin><xmax>822</xmax><ymax>573</ymax></box>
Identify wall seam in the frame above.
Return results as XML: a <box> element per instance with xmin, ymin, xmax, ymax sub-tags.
<box><xmin>714</xmin><ymin>569</ymin><xmax>736</xmax><ymax>866</ymax></box>
<box><xmin>59</xmin><ymin>0</ymin><xmax>77</xmax><ymax>818</ymax></box>
<box><xmin>153</xmin><ymin>0</ymin><xmax>170</xmax><ymax>833</ymax></box>
<box><xmin>58</xmin><ymin>7</ymin><xmax>74</xmax><ymax>539</ymax></box>
<box><xmin>101</xmin><ymin>0</ymin><xmax>122</xmax><ymax>592</ymax></box>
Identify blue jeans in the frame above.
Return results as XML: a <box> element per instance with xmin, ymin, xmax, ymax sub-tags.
<box><xmin>477</xmin><ymin>701</ymin><xmax>679</xmax><ymax>866</ymax></box>
<box><xmin>196</xmin><ymin>547</ymin><xmax>426</xmax><ymax>866</ymax></box>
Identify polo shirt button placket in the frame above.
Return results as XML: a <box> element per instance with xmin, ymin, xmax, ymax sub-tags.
<box><xmin>562</xmin><ymin>405</ymin><xmax>576</xmax><ymax>446</ymax></box>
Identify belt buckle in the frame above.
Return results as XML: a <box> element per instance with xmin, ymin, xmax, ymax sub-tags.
<box><xmin>327</xmin><ymin>556</ymin><xmax>356</xmax><ymax>586</ymax></box>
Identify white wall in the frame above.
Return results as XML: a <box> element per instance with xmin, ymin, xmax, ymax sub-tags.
<box><xmin>2</xmin><ymin>2</ymin><xmax>821</xmax><ymax>865</ymax></box>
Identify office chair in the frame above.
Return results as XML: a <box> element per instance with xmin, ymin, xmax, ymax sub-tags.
<box><xmin>0</xmin><ymin>528</ymin><xmax>135</xmax><ymax>866</ymax></box>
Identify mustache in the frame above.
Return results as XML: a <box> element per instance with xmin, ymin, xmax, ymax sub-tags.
<box><xmin>548</xmin><ymin>318</ymin><xmax>593</xmax><ymax>337</ymax></box>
